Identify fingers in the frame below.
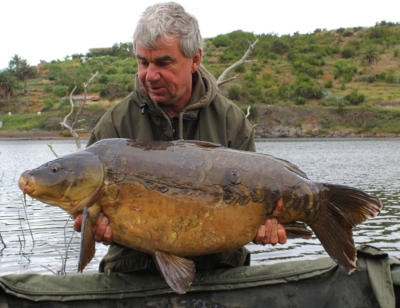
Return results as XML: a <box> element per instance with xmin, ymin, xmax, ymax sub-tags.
<box><xmin>277</xmin><ymin>223</ymin><xmax>287</xmax><ymax>244</ymax></box>
<box><xmin>267</xmin><ymin>219</ymin><xmax>279</xmax><ymax>245</ymax></box>
<box><xmin>73</xmin><ymin>213</ymin><xmax>112</xmax><ymax>245</ymax></box>
<box><xmin>253</xmin><ymin>218</ymin><xmax>288</xmax><ymax>246</ymax></box>
<box><xmin>73</xmin><ymin>214</ymin><xmax>82</xmax><ymax>232</ymax></box>
<box><xmin>102</xmin><ymin>225</ymin><xmax>112</xmax><ymax>246</ymax></box>
<box><xmin>92</xmin><ymin>213</ymin><xmax>112</xmax><ymax>245</ymax></box>
<box><xmin>253</xmin><ymin>224</ymin><xmax>266</xmax><ymax>245</ymax></box>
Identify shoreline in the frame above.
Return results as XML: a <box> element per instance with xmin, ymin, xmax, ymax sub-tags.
<box><xmin>0</xmin><ymin>130</ymin><xmax>91</xmax><ymax>140</ymax></box>
<box><xmin>0</xmin><ymin>130</ymin><xmax>399</xmax><ymax>140</ymax></box>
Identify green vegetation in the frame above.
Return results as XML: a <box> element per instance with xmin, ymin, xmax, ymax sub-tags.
<box><xmin>1</xmin><ymin>21</ymin><xmax>400</xmax><ymax>137</ymax></box>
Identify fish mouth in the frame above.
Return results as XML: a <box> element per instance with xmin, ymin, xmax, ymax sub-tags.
<box><xmin>18</xmin><ymin>174</ymin><xmax>36</xmax><ymax>195</ymax></box>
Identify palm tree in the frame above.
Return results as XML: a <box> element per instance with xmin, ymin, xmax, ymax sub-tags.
<box><xmin>359</xmin><ymin>45</ymin><xmax>381</xmax><ymax>80</ymax></box>
<box><xmin>0</xmin><ymin>70</ymin><xmax>18</xmax><ymax>100</ymax></box>
<box><xmin>15</xmin><ymin>60</ymin><xmax>37</xmax><ymax>94</ymax></box>
<box><xmin>8</xmin><ymin>54</ymin><xmax>23</xmax><ymax>72</ymax></box>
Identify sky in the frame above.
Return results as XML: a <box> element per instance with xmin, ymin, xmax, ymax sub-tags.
<box><xmin>1</xmin><ymin>0</ymin><xmax>399</xmax><ymax>69</ymax></box>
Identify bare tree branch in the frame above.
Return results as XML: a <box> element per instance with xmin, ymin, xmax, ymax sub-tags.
<box><xmin>0</xmin><ymin>232</ymin><xmax>6</xmax><ymax>248</ymax></box>
<box><xmin>217</xmin><ymin>76</ymin><xmax>237</xmax><ymax>87</ymax></box>
<box><xmin>216</xmin><ymin>40</ymin><xmax>259</xmax><ymax>87</ymax></box>
<box><xmin>60</xmin><ymin>71</ymin><xmax>98</xmax><ymax>151</ymax></box>
<box><xmin>47</xmin><ymin>142</ymin><xmax>59</xmax><ymax>157</ymax></box>
<box><xmin>72</xmin><ymin>71</ymin><xmax>98</xmax><ymax>129</ymax></box>
<box><xmin>245</xmin><ymin>106</ymin><xmax>251</xmax><ymax>118</ymax></box>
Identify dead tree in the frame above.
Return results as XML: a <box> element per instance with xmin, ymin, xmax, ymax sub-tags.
<box><xmin>60</xmin><ymin>71</ymin><xmax>98</xmax><ymax>151</ymax></box>
<box><xmin>216</xmin><ymin>40</ymin><xmax>258</xmax><ymax>87</ymax></box>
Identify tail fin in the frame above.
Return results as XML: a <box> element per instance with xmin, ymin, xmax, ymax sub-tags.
<box><xmin>309</xmin><ymin>183</ymin><xmax>382</xmax><ymax>274</ymax></box>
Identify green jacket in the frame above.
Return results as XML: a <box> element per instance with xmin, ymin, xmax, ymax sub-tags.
<box><xmin>88</xmin><ymin>65</ymin><xmax>255</xmax><ymax>151</ymax></box>
<box><xmin>87</xmin><ymin>65</ymin><xmax>255</xmax><ymax>273</ymax></box>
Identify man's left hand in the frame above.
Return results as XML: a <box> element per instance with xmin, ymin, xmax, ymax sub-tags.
<box><xmin>253</xmin><ymin>218</ymin><xmax>287</xmax><ymax>245</ymax></box>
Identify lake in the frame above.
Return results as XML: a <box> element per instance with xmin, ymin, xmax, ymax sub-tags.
<box><xmin>0</xmin><ymin>138</ymin><xmax>399</xmax><ymax>275</ymax></box>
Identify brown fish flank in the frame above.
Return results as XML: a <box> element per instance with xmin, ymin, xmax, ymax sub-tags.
<box><xmin>18</xmin><ymin>139</ymin><xmax>382</xmax><ymax>294</ymax></box>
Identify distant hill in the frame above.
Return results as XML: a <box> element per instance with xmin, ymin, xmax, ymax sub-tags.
<box><xmin>1</xmin><ymin>22</ymin><xmax>400</xmax><ymax>138</ymax></box>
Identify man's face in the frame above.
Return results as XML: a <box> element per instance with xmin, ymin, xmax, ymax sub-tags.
<box><xmin>136</xmin><ymin>36</ymin><xmax>201</xmax><ymax>115</ymax></box>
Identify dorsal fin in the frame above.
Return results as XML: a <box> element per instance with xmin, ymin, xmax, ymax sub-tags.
<box><xmin>175</xmin><ymin>140</ymin><xmax>222</xmax><ymax>148</ymax></box>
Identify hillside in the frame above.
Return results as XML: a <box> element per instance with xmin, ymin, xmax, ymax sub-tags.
<box><xmin>1</xmin><ymin>21</ymin><xmax>400</xmax><ymax>138</ymax></box>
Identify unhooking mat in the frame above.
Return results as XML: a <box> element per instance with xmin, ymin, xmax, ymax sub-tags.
<box><xmin>0</xmin><ymin>245</ymin><xmax>399</xmax><ymax>308</ymax></box>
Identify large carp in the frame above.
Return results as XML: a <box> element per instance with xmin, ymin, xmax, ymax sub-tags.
<box><xmin>18</xmin><ymin>139</ymin><xmax>382</xmax><ymax>294</ymax></box>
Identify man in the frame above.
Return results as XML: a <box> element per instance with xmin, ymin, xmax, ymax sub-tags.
<box><xmin>74</xmin><ymin>2</ymin><xmax>286</xmax><ymax>273</ymax></box>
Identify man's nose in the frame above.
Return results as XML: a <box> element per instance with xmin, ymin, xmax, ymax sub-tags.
<box><xmin>146</xmin><ymin>64</ymin><xmax>160</xmax><ymax>82</ymax></box>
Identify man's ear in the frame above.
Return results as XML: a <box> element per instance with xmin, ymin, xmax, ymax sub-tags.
<box><xmin>191</xmin><ymin>49</ymin><xmax>202</xmax><ymax>73</ymax></box>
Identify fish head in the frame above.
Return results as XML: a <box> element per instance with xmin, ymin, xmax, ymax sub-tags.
<box><xmin>18</xmin><ymin>151</ymin><xmax>105</xmax><ymax>214</ymax></box>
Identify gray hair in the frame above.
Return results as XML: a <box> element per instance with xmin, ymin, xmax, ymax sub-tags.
<box><xmin>133</xmin><ymin>2</ymin><xmax>203</xmax><ymax>58</ymax></box>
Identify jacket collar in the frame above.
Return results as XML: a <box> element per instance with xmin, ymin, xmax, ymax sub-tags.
<box><xmin>133</xmin><ymin>65</ymin><xmax>218</xmax><ymax>139</ymax></box>
<box><xmin>133</xmin><ymin>65</ymin><xmax>217</xmax><ymax>120</ymax></box>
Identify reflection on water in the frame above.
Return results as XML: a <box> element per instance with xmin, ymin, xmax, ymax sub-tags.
<box><xmin>0</xmin><ymin>138</ymin><xmax>399</xmax><ymax>274</ymax></box>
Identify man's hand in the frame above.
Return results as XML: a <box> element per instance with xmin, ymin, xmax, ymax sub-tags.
<box><xmin>73</xmin><ymin>213</ymin><xmax>112</xmax><ymax>245</ymax></box>
<box><xmin>253</xmin><ymin>218</ymin><xmax>287</xmax><ymax>245</ymax></box>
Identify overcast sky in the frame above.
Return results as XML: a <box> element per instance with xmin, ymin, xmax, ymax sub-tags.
<box><xmin>1</xmin><ymin>0</ymin><xmax>399</xmax><ymax>69</ymax></box>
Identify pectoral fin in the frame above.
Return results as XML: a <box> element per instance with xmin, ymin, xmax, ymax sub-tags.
<box><xmin>153</xmin><ymin>250</ymin><xmax>196</xmax><ymax>294</ymax></box>
<box><xmin>78</xmin><ymin>207</ymin><xmax>96</xmax><ymax>272</ymax></box>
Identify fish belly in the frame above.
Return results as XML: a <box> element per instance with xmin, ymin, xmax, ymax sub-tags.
<box><xmin>100</xmin><ymin>182</ymin><xmax>266</xmax><ymax>256</ymax></box>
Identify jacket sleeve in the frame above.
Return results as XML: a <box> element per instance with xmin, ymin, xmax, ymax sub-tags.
<box><xmin>225</xmin><ymin>103</ymin><xmax>256</xmax><ymax>152</ymax></box>
<box><xmin>86</xmin><ymin>108</ymin><xmax>121</xmax><ymax>147</ymax></box>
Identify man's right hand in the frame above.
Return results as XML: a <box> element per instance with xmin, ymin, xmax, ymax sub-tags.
<box><xmin>73</xmin><ymin>213</ymin><xmax>112</xmax><ymax>245</ymax></box>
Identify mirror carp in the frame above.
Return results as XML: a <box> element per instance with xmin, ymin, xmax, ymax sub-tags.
<box><xmin>18</xmin><ymin>139</ymin><xmax>382</xmax><ymax>294</ymax></box>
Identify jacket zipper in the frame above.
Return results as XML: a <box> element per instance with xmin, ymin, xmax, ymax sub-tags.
<box><xmin>162</xmin><ymin>106</ymin><xmax>179</xmax><ymax>140</ymax></box>
<box><xmin>170</xmin><ymin>117</ymin><xmax>179</xmax><ymax>140</ymax></box>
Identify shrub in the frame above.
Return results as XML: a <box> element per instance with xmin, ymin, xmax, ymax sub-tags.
<box><xmin>212</xmin><ymin>34</ymin><xmax>230</xmax><ymax>47</ymax></box>
<box><xmin>295</xmin><ymin>96</ymin><xmax>307</xmax><ymax>105</ymax></box>
<box><xmin>89</xmin><ymin>84</ymin><xmax>105</xmax><ymax>93</ymax></box>
<box><xmin>219</xmin><ymin>52</ymin><xmax>235</xmax><ymax>63</ymax></box>
<box><xmin>294</xmin><ymin>81</ymin><xmax>324</xmax><ymax>99</ymax></box>
<box><xmin>106</xmin><ymin>67</ymin><xmax>118</xmax><ymax>74</ymax></box>
<box><xmin>375</xmin><ymin>72</ymin><xmax>387</xmax><ymax>80</ymax></box>
<box><xmin>105</xmin><ymin>81</ymin><xmax>128</xmax><ymax>101</ymax></box>
<box><xmin>343</xmin><ymin>31</ymin><xmax>353</xmax><ymax>37</ymax></box>
<box><xmin>251</xmin><ymin>64</ymin><xmax>263</xmax><ymax>73</ymax></box>
<box><xmin>228</xmin><ymin>85</ymin><xmax>241</xmax><ymax>100</ymax></box>
<box><xmin>271</xmin><ymin>40</ymin><xmax>288</xmax><ymax>54</ymax></box>
<box><xmin>336</xmin><ymin>28</ymin><xmax>345</xmax><ymax>34</ymax></box>
<box><xmin>386</xmin><ymin>72</ymin><xmax>397</xmax><ymax>84</ymax></box>
<box><xmin>324</xmin><ymin>79</ymin><xmax>333</xmax><ymax>88</ymax></box>
<box><xmin>341</xmin><ymin>47</ymin><xmax>355</xmax><ymax>58</ymax></box>
<box><xmin>278</xmin><ymin>83</ymin><xmax>292</xmax><ymax>101</ymax></box>
<box><xmin>345</xmin><ymin>89</ymin><xmax>365</xmax><ymax>105</ymax></box>
<box><xmin>369</xmin><ymin>26</ymin><xmax>389</xmax><ymax>39</ymax></box>
<box><xmin>234</xmin><ymin>65</ymin><xmax>246</xmax><ymax>73</ymax></box>
<box><xmin>324</xmin><ymin>45</ymin><xmax>340</xmax><ymax>55</ymax></box>
<box><xmin>122</xmin><ymin>66</ymin><xmax>137</xmax><ymax>74</ymax></box>
<box><xmin>98</xmin><ymin>75</ymin><xmax>109</xmax><ymax>84</ymax></box>
<box><xmin>43</xmin><ymin>84</ymin><xmax>52</xmax><ymax>93</ymax></box>
<box><xmin>42</xmin><ymin>98</ymin><xmax>57</xmax><ymax>111</ymax></box>
<box><xmin>333</xmin><ymin>60</ymin><xmax>357</xmax><ymax>82</ymax></box>
<box><xmin>52</xmin><ymin>85</ymin><xmax>69</xmax><ymax>97</ymax></box>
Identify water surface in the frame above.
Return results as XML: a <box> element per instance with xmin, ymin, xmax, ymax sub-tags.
<box><xmin>0</xmin><ymin>138</ymin><xmax>399</xmax><ymax>274</ymax></box>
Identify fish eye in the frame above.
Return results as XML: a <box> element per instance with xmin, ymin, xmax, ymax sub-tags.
<box><xmin>50</xmin><ymin>163</ymin><xmax>60</xmax><ymax>173</ymax></box>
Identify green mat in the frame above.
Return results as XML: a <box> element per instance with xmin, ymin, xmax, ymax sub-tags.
<box><xmin>0</xmin><ymin>246</ymin><xmax>399</xmax><ymax>308</ymax></box>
